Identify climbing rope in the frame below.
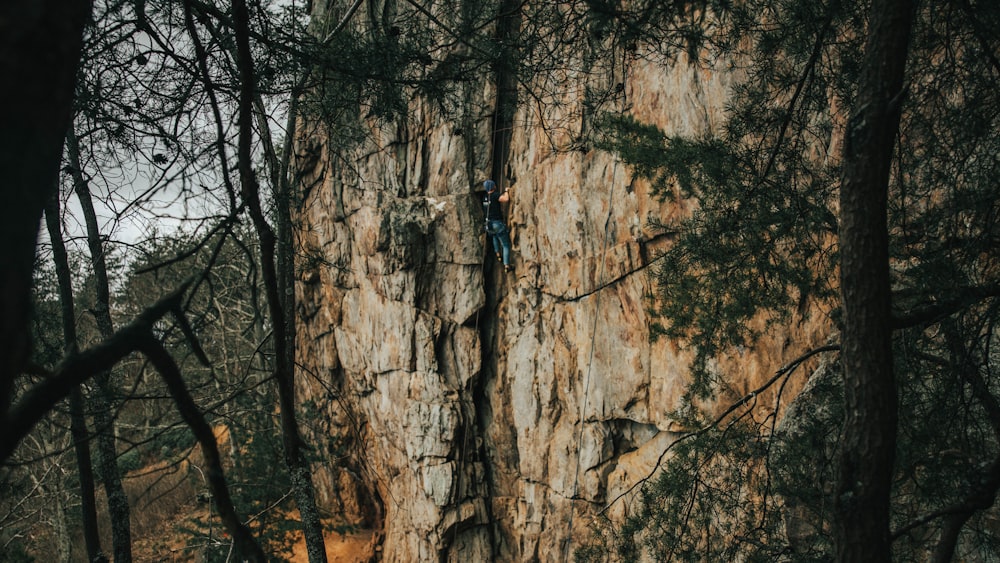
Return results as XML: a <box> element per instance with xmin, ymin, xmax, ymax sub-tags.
<box><xmin>565</xmin><ymin>155</ymin><xmax>621</xmax><ymax>560</ymax></box>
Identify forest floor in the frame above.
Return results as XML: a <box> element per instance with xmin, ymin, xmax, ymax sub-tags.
<box><xmin>122</xmin><ymin>426</ymin><xmax>377</xmax><ymax>562</ymax></box>
<box><xmin>130</xmin><ymin>508</ymin><xmax>375</xmax><ymax>562</ymax></box>
<box><xmin>287</xmin><ymin>528</ymin><xmax>374</xmax><ymax>563</ymax></box>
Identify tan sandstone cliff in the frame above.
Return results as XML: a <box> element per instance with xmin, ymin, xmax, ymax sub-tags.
<box><xmin>292</xmin><ymin>6</ymin><xmax>831</xmax><ymax>561</ymax></box>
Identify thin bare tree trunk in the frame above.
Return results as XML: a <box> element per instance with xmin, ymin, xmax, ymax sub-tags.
<box><xmin>52</xmin><ymin>477</ymin><xmax>73</xmax><ymax>561</ymax></box>
<box><xmin>230</xmin><ymin>1</ymin><xmax>328</xmax><ymax>561</ymax></box>
<box><xmin>27</xmin><ymin>450</ymin><xmax>74</xmax><ymax>562</ymax></box>
<box><xmin>834</xmin><ymin>0</ymin><xmax>913</xmax><ymax>560</ymax></box>
<box><xmin>67</xmin><ymin>129</ymin><xmax>134</xmax><ymax>563</ymax></box>
<box><xmin>44</xmin><ymin>192</ymin><xmax>107</xmax><ymax>562</ymax></box>
<box><xmin>69</xmin><ymin>390</ymin><xmax>107</xmax><ymax>562</ymax></box>
<box><xmin>275</xmin><ymin>137</ymin><xmax>329</xmax><ymax>563</ymax></box>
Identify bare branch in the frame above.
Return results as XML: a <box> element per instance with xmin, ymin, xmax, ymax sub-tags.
<box><xmin>137</xmin><ymin>335</ymin><xmax>266</xmax><ymax>562</ymax></box>
<box><xmin>599</xmin><ymin>344</ymin><xmax>841</xmax><ymax>515</ymax></box>
<box><xmin>892</xmin><ymin>284</ymin><xmax>1000</xmax><ymax>329</ymax></box>
<box><xmin>1</xmin><ymin>281</ymin><xmax>191</xmax><ymax>463</ymax></box>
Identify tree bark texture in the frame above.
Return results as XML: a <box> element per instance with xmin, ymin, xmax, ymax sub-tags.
<box><xmin>52</xmin><ymin>480</ymin><xmax>73</xmax><ymax>562</ymax></box>
<box><xmin>835</xmin><ymin>0</ymin><xmax>913</xmax><ymax>561</ymax></box>
<box><xmin>0</xmin><ymin>0</ymin><xmax>92</xmax><ymax>435</ymax></box>
<box><xmin>93</xmin><ymin>390</ymin><xmax>133</xmax><ymax>562</ymax></box>
<box><xmin>69</xmin><ymin>389</ymin><xmax>108</xmax><ymax>563</ymax></box>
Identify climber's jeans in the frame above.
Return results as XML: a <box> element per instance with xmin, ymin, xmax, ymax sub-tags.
<box><xmin>486</xmin><ymin>220</ymin><xmax>512</xmax><ymax>266</ymax></box>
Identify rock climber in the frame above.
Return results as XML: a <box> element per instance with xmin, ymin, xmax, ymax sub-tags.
<box><xmin>482</xmin><ymin>179</ymin><xmax>513</xmax><ymax>272</ymax></box>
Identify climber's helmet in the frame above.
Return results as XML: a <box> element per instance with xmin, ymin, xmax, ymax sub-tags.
<box><xmin>484</xmin><ymin>180</ymin><xmax>496</xmax><ymax>193</ymax></box>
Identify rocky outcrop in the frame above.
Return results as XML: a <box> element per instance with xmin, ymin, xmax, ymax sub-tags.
<box><xmin>293</xmin><ymin>9</ymin><xmax>831</xmax><ymax>562</ymax></box>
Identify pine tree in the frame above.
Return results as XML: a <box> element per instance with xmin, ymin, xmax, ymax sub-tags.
<box><xmin>583</xmin><ymin>0</ymin><xmax>1000</xmax><ymax>560</ymax></box>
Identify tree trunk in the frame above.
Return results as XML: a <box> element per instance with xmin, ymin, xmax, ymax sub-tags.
<box><xmin>92</xmin><ymin>382</ymin><xmax>132</xmax><ymax>562</ymax></box>
<box><xmin>230</xmin><ymin>0</ymin><xmax>328</xmax><ymax>560</ymax></box>
<box><xmin>70</xmin><ymin>389</ymin><xmax>108</xmax><ymax>562</ymax></box>
<box><xmin>0</xmin><ymin>0</ymin><xmax>92</xmax><ymax>437</ymax></box>
<box><xmin>277</xmin><ymin>135</ymin><xmax>329</xmax><ymax>563</ymax></box>
<box><xmin>834</xmin><ymin>0</ymin><xmax>913</xmax><ymax>561</ymax></box>
<box><xmin>68</xmin><ymin>130</ymin><xmax>134</xmax><ymax>563</ymax></box>
<box><xmin>29</xmin><ymin>453</ymin><xmax>74</xmax><ymax>562</ymax></box>
<box><xmin>52</xmin><ymin>479</ymin><xmax>73</xmax><ymax>562</ymax></box>
<box><xmin>44</xmin><ymin>194</ymin><xmax>107</xmax><ymax>562</ymax></box>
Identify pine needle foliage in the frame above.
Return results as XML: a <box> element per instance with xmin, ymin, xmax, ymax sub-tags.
<box><xmin>589</xmin><ymin>0</ymin><xmax>853</xmax><ymax>396</ymax></box>
<box><xmin>595</xmin><ymin>107</ymin><xmax>839</xmax><ymax>399</ymax></box>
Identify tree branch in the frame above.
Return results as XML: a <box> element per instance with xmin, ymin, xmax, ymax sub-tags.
<box><xmin>892</xmin><ymin>284</ymin><xmax>1000</xmax><ymax>329</ymax></box>
<box><xmin>137</xmin><ymin>336</ymin><xmax>266</xmax><ymax>562</ymax></box>
<box><xmin>599</xmin><ymin>344</ymin><xmax>840</xmax><ymax>515</ymax></box>
<box><xmin>1</xmin><ymin>281</ymin><xmax>191</xmax><ymax>463</ymax></box>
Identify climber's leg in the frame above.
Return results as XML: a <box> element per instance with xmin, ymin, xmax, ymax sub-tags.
<box><xmin>498</xmin><ymin>229</ymin><xmax>512</xmax><ymax>267</ymax></box>
<box><xmin>490</xmin><ymin>232</ymin><xmax>502</xmax><ymax>258</ymax></box>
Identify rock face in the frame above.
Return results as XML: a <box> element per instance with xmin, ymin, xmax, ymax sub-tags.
<box><xmin>293</xmin><ymin>8</ymin><xmax>830</xmax><ymax>561</ymax></box>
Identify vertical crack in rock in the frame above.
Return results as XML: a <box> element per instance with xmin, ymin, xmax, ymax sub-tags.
<box><xmin>478</xmin><ymin>1</ymin><xmax>523</xmax><ymax>559</ymax></box>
